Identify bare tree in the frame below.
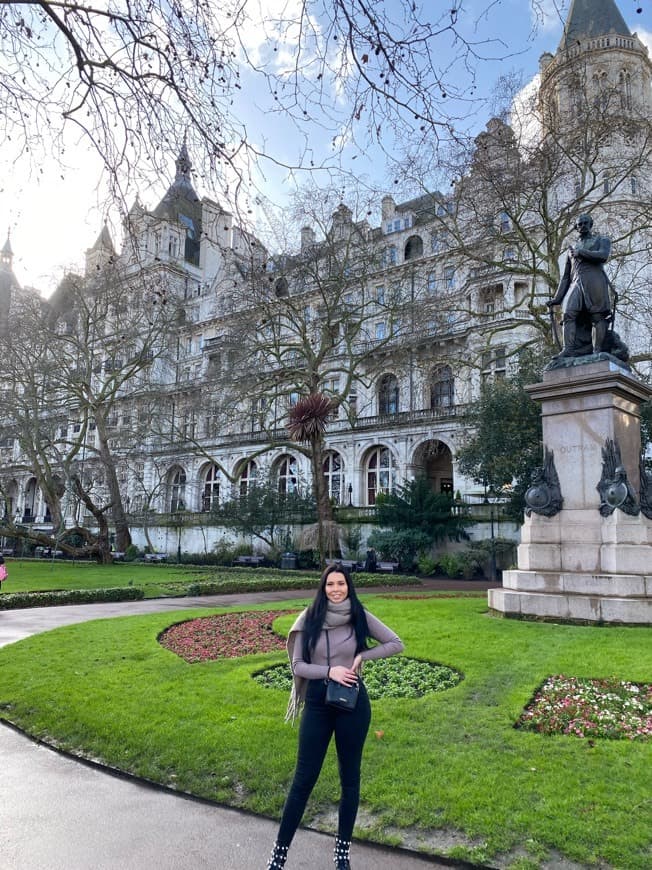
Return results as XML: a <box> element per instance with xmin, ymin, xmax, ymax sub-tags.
<box><xmin>0</xmin><ymin>0</ymin><xmax>537</xmax><ymax>200</ymax></box>
<box><xmin>198</xmin><ymin>188</ymin><xmax>413</xmax><ymax>561</ymax></box>
<box><xmin>0</xmin><ymin>264</ymin><xmax>180</xmax><ymax>560</ymax></box>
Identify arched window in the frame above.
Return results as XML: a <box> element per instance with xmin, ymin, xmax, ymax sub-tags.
<box><xmin>168</xmin><ymin>467</ymin><xmax>186</xmax><ymax>512</ymax></box>
<box><xmin>274</xmin><ymin>277</ymin><xmax>289</xmax><ymax>298</ymax></box>
<box><xmin>378</xmin><ymin>374</ymin><xmax>399</xmax><ymax>415</ymax></box>
<box><xmin>239</xmin><ymin>459</ymin><xmax>258</xmax><ymax>496</ymax></box>
<box><xmin>275</xmin><ymin>455</ymin><xmax>298</xmax><ymax>494</ymax></box>
<box><xmin>593</xmin><ymin>71</ymin><xmax>609</xmax><ymax>110</ymax></box>
<box><xmin>430</xmin><ymin>366</ymin><xmax>454</xmax><ymax>409</ymax></box>
<box><xmin>323</xmin><ymin>452</ymin><xmax>344</xmax><ymax>504</ymax></box>
<box><xmin>619</xmin><ymin>70</ymin><xmax>632</xmax><ymax>111</ymax></box>
<box><xmin>201</xmin><ymin>465</ymin><xmax>220</xmax><ymax>512</ymax></box>
<box><xmin>366</xmin><ymin>447</ymin><xmax>396</xmax><ymax>505</ymax></box>
<box><xmin>24</xmin><ymin>477</ymin><xmax>38</xmax><ymax>521</ymax></box>
<box><xmin>404</xmin><ymin>235</ymin><xmax>423</xmax><ymax>260</ymax></box>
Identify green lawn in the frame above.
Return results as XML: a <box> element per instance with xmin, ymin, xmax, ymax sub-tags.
<box><xmin>0</xmin><ymin>595</ymin><xmax>650</xmax><ymax>868</ymax></box>
<box><xmin>0</xmin><ymin>558</ymin><xmax>202</xmax><ymax>594</ymax></box>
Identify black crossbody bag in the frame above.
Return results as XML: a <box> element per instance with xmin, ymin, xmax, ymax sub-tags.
<box><xmin>324</xmin><ymin>630</ymin><xmax>359</xmax><ymax>712</ymax></box>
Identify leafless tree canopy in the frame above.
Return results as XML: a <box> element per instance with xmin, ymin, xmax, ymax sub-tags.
<box><xmin>0</xmin><ymin>0</ymin><xmax>543</xmax><ymax>198</ymax></box>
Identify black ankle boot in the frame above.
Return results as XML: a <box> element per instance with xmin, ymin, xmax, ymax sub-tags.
<box><xmin>334</xmin><ymin>836</ymin><xmax>351</xmax><ymax>869</ymax></box>
<box><xmin>267</xmin><ymin>841</ymin><xmax>289</xmax><ymax>869</ymax></box>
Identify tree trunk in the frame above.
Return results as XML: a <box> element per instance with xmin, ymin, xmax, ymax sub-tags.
<box><xmin>94</xmin><ymin>413</ymin><xmax>132</xmax><ymax>552</ymax></box>
<box><xmin>309</xmin><ymin>433</ymin><xmax>334</xmax><ymax>564</ymax></box>
<box><xmin>71</xmin><ymin>476</ymin><xmax>112</xmax><ymax>562</ymax></box>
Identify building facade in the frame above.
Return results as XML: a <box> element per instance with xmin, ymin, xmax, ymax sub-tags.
<box><xmin>1</xmin><ymin>0</ymin><xmax>650</xmax><ymax>558</ymax></box>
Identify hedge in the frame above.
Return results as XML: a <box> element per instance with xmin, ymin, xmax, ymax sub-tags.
<box><xmin>0</xmin><ymin>587</ymin><xmax>145</xmax><ymax>610</ymax></box>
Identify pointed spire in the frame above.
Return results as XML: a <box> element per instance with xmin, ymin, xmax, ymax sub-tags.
<box><xmin>559</xmin><ymin>0</ymin><xmax>631</xmax><ymax>50</ymax></box>
<box><xmin>128</xmin><ymin>194</ymin><xmax>144</xmax><ymax>216</ymax></box>
<box><xmin>171</xmin><ymin>138</ymin><xmax>196</xmax><ymax>197</ymax></box>
<box><xmin>91</xmin><ymin>223</ymin><xmax>115</xmax><ymax>255</ymax></box>
<box><xmin>1</xmin><ymin>229</ymin><xmax>13</xmax><ymax>266</ymax></box>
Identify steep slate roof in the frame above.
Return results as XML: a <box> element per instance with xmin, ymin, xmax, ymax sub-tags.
<box><xmin>559</xmin><ymin>0</ymin><xmax>631</xmax><ymax>49</ymax></box>
<box><xmin>90</xmin><ymin>223</ymin><xmax>116</xmax><ymax>256</ymax></box>
<box><xmin>2</xmin><ymin>232</ymin><xmax>13</xmax><ymax>260</ymax></box>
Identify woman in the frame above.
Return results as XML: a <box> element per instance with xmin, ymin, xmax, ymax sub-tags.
<box><xmin>267</xmin><ymin>564</ymin><xmax>403</xmax><ymax>870</ymax></box>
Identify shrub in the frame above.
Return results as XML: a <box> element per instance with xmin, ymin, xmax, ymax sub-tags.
<box><xmin>436</xmin><ymin>553</ymin><xmax>467</xmax><ymax>578</ymax></box>
<box><xmin>0</xmin><ymin>587</ymin><xmax>144</xmax><ymax>610</ymax></box>
<box><xmin>367</xmin><ymin>528</ymin><xmax>432</xmax><ymax>570</ymax></box>
<box><xmin>124</xmin><ymin>544</ymin><xmax>141</xmax><ymax>562</ymax></box>
<box><xmin>417</xmin><ymin>554</ymin><xmax>438</xmax><ymax>576</ymax></box>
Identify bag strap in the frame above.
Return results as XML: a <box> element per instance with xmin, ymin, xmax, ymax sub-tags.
<box><xmin>325</xmin><ymin>630</ymin><xmax>331</xmax><ymax>666</ymax></box>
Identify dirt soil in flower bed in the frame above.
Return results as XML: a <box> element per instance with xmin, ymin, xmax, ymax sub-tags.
<box><xmin>159</xmin><ymin>610</ymin><xmax>298</xmax><ymax>663</ymax></box>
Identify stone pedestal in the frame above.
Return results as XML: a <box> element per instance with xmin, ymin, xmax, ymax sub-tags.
<box><xmin>488</xmin><ymin>359</ymin><xmax>652</xmax><ymax>624</ymax></box>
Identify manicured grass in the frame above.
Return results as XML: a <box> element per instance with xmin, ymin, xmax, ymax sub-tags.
<box><xmin>0</xmin><ymin>559</ymin><xmax>200</xmax><ymax>595</ymax></box>
<box><xmin>0</xmin><ymin>596</ymin><xmax>650</xmax><ymax>868</ymax></box>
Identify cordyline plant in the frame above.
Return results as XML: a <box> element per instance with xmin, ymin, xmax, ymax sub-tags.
<box><xmin>287</xmin><ymin>393</ymin><xmax>339</xmax><ymax>564</ymax></box>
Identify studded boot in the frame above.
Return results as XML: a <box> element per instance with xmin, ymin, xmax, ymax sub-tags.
<box><xmin>266</xmin><ymin>841</ymin><xmax>289</xmax><ymax>869</ymax></box>
<box><xmin>333</xmin><ymin>836</ymin><xmax>351</xmax><ymax>869</ymax></box>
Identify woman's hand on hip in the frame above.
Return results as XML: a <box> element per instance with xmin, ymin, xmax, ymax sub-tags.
<box><xmin>329</xmin><ymin>665</ymin><xmax>358</xmax><ymax>686</ymax></box>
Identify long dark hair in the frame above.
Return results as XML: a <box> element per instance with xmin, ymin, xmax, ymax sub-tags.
<box><xmin>302</xmin><ymin>564</ymin><xmax>369</xmax><ymax>662</ymax></box>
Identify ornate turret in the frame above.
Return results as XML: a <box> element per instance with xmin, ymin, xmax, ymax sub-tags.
<box><xmin>539</xmin><ymin>0</ymin><xmax>652</xmax><ymax>132</ymax></box>
<box><xmin>152</xmin><ymin>143</ymin><xmax>202</xmax><ymax>266</ymax></box>
<box><xmin>0</xmin><ymin>230</ymin><xmax>18</xmax><ymax>331</ymax></box>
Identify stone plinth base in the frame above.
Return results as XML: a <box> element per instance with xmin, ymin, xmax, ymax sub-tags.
<box><xmin>488</xmin><ymin>360</ymin><xmax>652</xmax><ymax>625</ymax></box>
<box><xmin>489</xmin><ymin>570</ymin><xmax>652</xmax><ymax>624</ymax></box>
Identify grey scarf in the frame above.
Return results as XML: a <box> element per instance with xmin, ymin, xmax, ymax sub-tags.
<box><xmin>285</xmin><ymin>600</ymin><xmax>353</xmax><ymax>724</ymax></box>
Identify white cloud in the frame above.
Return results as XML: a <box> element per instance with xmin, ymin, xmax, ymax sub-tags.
<box><xmin>511</xmin><ymin>74</ymin><xmax>542</xmax><ymax>148</ymax></box>
<box><xmin>634</xmin><ymin>28</ymin><xmax>652</xmax><ymax>55</ymax></box>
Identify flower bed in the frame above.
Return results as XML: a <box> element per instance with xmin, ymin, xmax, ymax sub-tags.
<box><xmin>254</xmin><ymin>657</ymin><xmax>462</xmax><ymax>699</ymax></box>
<box><xmin>517</xmin><ymin>675</ymin><xmax>652</xmax><ymax>741</ymax></box>
<box><xmin>159</xmin><ymin>610</ymin><xmax>297</xmax><ymax>663</ymax></box>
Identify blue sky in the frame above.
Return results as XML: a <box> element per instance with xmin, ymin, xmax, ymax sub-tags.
<box><xmin>1</xmin><ymin>0</ymin><xmax>649</xmax><ymax>294</ymax></box>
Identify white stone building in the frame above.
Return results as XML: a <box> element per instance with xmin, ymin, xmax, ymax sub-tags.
<box><xmin>1</xmin><ymin>0</ymin><xmax>650</xmax><ymax>558</ymax></box>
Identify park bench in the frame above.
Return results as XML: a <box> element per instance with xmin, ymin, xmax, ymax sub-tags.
<box><xmin>377</xmin><ymin>561</ymin><xmax>399</xmax><ymax>573</ymax></box>
<box><xmin>232</xmin><ymin>555</ymin><xmax>266</xmax><ymax>568</ymax></box>
<box><xmin>144</xmin><ymin>552</ymin><xmax>168</xmax><ymax>562</ymax></box>
<box><xmin>34</xmin><ymin>547</ymin><xmax>64</xmax><ymax>559</ymax></box>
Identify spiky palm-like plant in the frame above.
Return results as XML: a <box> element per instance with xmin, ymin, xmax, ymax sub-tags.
<box><xmin>287</xmin><ymin>393</ymin><xmax>337</xmax><ymax>563</ymax></box>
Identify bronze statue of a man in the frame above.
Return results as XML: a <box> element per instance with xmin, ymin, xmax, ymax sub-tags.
<box><xmin>547</xmin><ymin>214</ymin><xmax>612</xmax><ymax>358</ymax></box>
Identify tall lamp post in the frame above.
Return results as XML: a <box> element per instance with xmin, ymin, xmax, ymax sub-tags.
<box><xmin>174</xmin><ymin>501</ymin><xmax>185</xmax><ymax>564</ymax></box>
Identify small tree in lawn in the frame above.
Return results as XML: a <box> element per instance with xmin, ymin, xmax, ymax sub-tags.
<box><xmin>457</xmin><ymin>351</ymin><xmax>544</xmax><ymax>520</ymax></box>
<box><xmin>286</xmin><ymin>393</ymin><xmax>337</xmax><ymax>565</ymax></box>
<box><xmin>218</xmin><ymin>477</ymin><xmax>315</xmax><ymax>554</ymax></box>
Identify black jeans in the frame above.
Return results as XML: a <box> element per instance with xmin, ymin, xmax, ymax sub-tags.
<box><xmin>277</xmin><ymin>678</ymin><xmax>371</xmax><ymax>846</ymax></box>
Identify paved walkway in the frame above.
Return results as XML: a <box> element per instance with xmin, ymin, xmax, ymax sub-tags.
<box><xmin>1</xmin><ymin>583</ymin><xmax>495</xmax><ymax>869</ymax></box>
